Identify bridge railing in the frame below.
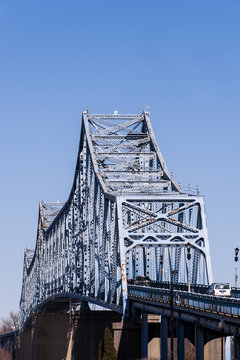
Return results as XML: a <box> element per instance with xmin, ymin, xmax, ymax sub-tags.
<box><xmin>144</xmin><ymin>281</ymin><xmax>209</xmax><ymax>294</ymax></box>
<box><xmin>128</xmin><ymin>285</ymin><xmax>240</xmax><ymax>318</ymax></box>
<box><xmin>146</xmin><ymin>281</ymin><xmax>240</xmax><ymax>299</ymax></box>
<box><xmin>231</xmin><ymin>287</ymin><xmax>240</xmax><ymax>299</ymax></box>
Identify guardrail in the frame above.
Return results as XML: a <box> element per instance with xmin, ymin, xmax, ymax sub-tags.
<box><xmin>144</xmin><ymin>281</ymin><xmax>209</xmax><ymax>294</ymax></box>
<box><xmin>138</xmin><ymin>281</ymin><xmax>240</xmax><ymax>298</ymax></box>
<box><xmin>231</xmin><ymin>287</ymin><xmax>240</xmax><ymax>299</ymax></box>
<box><xmin>128</xmin><ymin>285</ymin><xmax>240</xmax><ymax>318</ymax></box>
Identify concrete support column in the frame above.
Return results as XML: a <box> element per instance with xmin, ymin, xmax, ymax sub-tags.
<box><xmin>177</xmin><ymin>320</ymin><xmax>184</xmax><ymax>360</ymax></box>
<box><xmin>195</xmin><ymin>324</ymin><xmax>204</xmax><ymax>360</ymax></box>
<box><xmin>141</xmin><ymin>311</ymin><xmax>148</xmax><ymax>360</ymax></box>
<box><xmin>234</xmin><ymin>336</ymin><xmax>240</xmax><ymax>360</ymax></box>
<box><xmin>161</xmin><ymin>315</ymin><xmax>168</xmax><ymax>360</ymax></box>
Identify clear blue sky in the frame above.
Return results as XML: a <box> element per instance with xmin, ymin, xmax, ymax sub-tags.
<box><xmin>0</xmin><ymin>1</ymin><xmax>240</xmax><ymax>318</ymax></box>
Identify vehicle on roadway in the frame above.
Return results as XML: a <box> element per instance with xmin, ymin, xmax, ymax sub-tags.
<box><xmin>207</xmin><ymin>283</ymin><xmax>232</xmax><ymax>297</ymax></box>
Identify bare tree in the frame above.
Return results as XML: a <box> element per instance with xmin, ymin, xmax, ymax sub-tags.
<box><xmin>0</xmin><ymin>311</ymin><xmax>18</xmax><ymax>360</ymax></box>
<box><xmin>0</xmin><ymin>311</ymin><xmax>19</xmax><ymax>334</ymax></box>
<box><xmin>0</xmin><ymin>346</ymin><xmax>11</xmax><ymax>360</ymax></box>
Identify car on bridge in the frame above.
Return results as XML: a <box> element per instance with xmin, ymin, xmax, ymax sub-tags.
<box><xmin>207</xmin><ymin>283</ymin><xmax>232</xmax><ymax>297</ymax></box>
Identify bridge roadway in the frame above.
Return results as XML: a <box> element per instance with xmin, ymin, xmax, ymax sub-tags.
<box><xmin>2</xmin><ymin>283</ymin><xmax>240</xmax><ymax>359</ymax></box>
<box><xmin>128</xmin><ymin>284</ymin><xmax>240</xmax><ymax>359</ymax></box>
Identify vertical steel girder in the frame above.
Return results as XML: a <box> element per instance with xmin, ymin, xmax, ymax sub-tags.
<box><xmin>19</xmin><ymin>109</ymin><xmax>213</xmax><ymax>326</ymax></box>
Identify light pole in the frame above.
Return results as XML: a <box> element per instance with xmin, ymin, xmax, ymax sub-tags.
<box><xmin>186</xmin><ymin>244</ymin><xmax>191</xmax><ymax>292</ymax></box>
<box><xmin>235</xmin><ymin>247</ymin><xmax>239</xmax><ymax>288</ymax></box>
<box><xmin>170</xmin><ymin>269</ymin><xmax>178</xmax><ymax>360</ymax></box>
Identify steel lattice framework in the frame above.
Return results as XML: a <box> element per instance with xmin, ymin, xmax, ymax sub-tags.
<box><xmin>20</xmin><ymin>110</ymin><xmax>213</xmax><ymax>326</ymax></box>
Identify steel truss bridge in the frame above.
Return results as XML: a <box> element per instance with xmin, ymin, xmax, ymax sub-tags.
<box><xmin>20</xmin><ymin>109</ymin><xmax>214</xmax><ymax>327</ymax></box>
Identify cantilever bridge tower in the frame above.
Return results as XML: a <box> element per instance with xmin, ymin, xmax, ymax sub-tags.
<box><xmin>20</xmin><ymin>109</ymin><xmax>213</xmax><ymax>326</ymax></box>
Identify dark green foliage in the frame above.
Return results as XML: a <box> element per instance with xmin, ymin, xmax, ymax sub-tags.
<box><xmin>98</xmin><ymin>339</ymin><xmax>103</xmax><ymax>360</ymax></box>
<box><xmin>98</xmin><ymin>327</ymin><xmax>117</xmax><ymax>360</ymax></box>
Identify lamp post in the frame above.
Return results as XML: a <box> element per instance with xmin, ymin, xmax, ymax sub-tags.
<box><xmin>186</xmin><ymin>244</ymin><xmax>191</xmax><ymax>292</ymax></box>
<box><xmin>170</xmin><ymin>269</ymin><xmax>178</xmax><ymax>360</ymax></box>
<box><xmin>235</xmin><ymin>248</ymin><xmax>239</xmax><ymax>288</ymax></box>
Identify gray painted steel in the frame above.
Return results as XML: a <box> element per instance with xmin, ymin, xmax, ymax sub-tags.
<box><xmin>20</xmin><ymin>110</ymin><xmax>213</xmax><ymax>327</ymax></box>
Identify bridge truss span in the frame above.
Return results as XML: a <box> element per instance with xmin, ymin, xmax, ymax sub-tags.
<box><xmin>20</xmin><ymin>109</ymin><xmax>213</xmax><ymax>326</ymax></box>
